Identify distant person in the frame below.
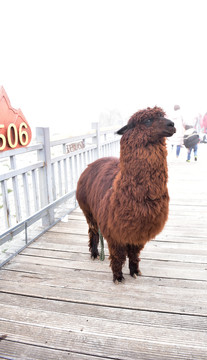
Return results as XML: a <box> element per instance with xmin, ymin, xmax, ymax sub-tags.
<box><xmin>201</xmin><ymin>112</ymin><xmax>207</xmax><ymax>133</ymax></box>
<box><xmin>170</xmin><ymin>105</ymin><xmax>185</xmax><ymax>157</ymax></box>
<box><xmin>194</xmin><ymin>113</ymin><xmax>202</xmax><ymax>133</ymax></box>
<box><xmin>183</xmin><ymin>125</ymin><xmax>199</xmax><ymax>162</ymax></box>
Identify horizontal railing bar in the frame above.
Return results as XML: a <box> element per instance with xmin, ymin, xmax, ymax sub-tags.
<box><xmin>100</xmin><ymin>128</ymin><xmax>120</xmax><ymax>136</ymax></box>
<box><xmin>0</xmin><ymin>161</ymin><xmax>44</xmax><ymax>182</ymax></box>
<box><xmin>0</xmin><ymin>203</ymin><xmax>77</xmax><ymax>268</ymax></box>
<box><xmin>0</xmin><ymin>143</ymin><xmax>43</xmax><ymax>159</ymax></box>
<box><xmin>0</xmin><ymin>190</ymin><xmax>76</xmax><ymax>244</ymax></box>
<box><xmin>51</xmin><ymin>144</ymin><xmax>97</xmax><ymax>164</ymax></box>
<box><xmin>101</xmin><ymin>139</ymin><xmax>120</xmax><ymax>146</ymax></box>
<box><xmin>50</xmin><ymin>132</ymin><xmax>96</xmax><ymax>147</ymax></box>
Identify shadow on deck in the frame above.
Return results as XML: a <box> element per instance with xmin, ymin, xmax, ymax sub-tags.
<box><xmin>0</xmin><ymin>146</ymin><xmax>207</xmax><ymax>359</ymax></box>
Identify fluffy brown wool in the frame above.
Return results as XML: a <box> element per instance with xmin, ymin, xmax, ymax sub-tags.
<box><xmin>76</xmin><ymin>106</ymin><xmax>176</xmax><ymax>283</ymax></box>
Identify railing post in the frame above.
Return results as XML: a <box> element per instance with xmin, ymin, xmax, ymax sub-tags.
<box><xmin>10</xmin><ymin>155</ymin><xmax>22</xmax><ymax>223</ymax></box>
<box><xmin>36</xmin><ymin>127</ymin><xmax>54</xmax><ymax>226</ymax></box>
<box><xmin>92</xmin><ymin>122</ymin><xmax>101</xmax><ymax>159</ymax></box>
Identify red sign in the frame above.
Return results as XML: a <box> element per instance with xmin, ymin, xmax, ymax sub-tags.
<box><xmin>0</xmin><ymin>86</ymin><xmax>32</xmax><ymax>152</ymax></box>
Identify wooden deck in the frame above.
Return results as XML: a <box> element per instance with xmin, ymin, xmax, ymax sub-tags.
<box><xmin>0</xmin><ymin>148</ymin><xmax>207</xmax><ymax>360</ymax></box>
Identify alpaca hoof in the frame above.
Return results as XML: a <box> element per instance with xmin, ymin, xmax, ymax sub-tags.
<box><xmin>92</xmin><ymin>256</ymin><xmax>100</xmax><ymax>260</ymax></box>
<box><xmin>114</xmin><ymin>278</ymin><xmax>125</xmax><ymax>285</ymax></box>
<box><xmin>91</xmin><ymin>255</ymin><xmax>99</xmax><ymax>260</ymax></box>
<box><xmin>131</xmin><ymin>270</ymin><xmax>142</xmax><ymax>278</ymax></box>
<box><xmin>113</xmin><ymin>274</ymin><xmax>125</xmax><ymax>284</ymax></box>
<box><xmin>91</xmin><ymin>252</ymin><xmax>99</xmax><ymax>260</ymax></box>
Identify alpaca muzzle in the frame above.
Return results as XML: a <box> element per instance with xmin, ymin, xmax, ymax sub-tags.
<box><xmin>164</xmin><ymin>118</ymin><xmax>176</xmax><ymax>136</ymax></box>
<box><xmin>166</xmin><ymin>119</ymin><xmax>175</xmax><ymax>128</ymax></box>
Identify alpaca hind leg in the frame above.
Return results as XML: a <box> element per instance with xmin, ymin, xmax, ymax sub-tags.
<box><xmin>127</xmin><ymin>244</ymin><xmax>143</xmax><ymax>278</ymax></box>
<box><xmin>108</xmin><ymin>242</ymin><xmax>127</xmax><ymax>283</ymax></box>
<box><xmin>81</xmin><ymin>209</ymin><xmax>100</xmax><ymax>259</ymax></box>
<box><xmin>88</xmin><ymin>228</ymin><xmax>99</xmax><ymax>259</ymax></box>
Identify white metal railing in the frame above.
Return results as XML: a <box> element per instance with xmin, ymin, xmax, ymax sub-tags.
<box><xmin>0</xmin><ymin>123</ymin><xmax>120</xmax><ymax>266</ymax></box>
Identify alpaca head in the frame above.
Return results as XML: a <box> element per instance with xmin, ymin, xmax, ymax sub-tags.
<box><xmin>117</xmin><ymin>106</ymin><xmax>176</xmax><ymax>143</ymax></box>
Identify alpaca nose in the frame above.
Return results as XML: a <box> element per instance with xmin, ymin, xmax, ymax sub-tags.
<box><xmin>166</xmin><ymin>119</ymin><xmax>174</xmax><ymax>127</ymax></box>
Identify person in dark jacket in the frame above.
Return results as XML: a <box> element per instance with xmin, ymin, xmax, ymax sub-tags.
<box><xmin>183</xmin><ymin>125</ymin><xmax>199</xmax><ymax>162</ymax></box>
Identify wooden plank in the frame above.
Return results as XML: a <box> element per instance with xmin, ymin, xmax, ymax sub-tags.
<box><xmin>1</xmin><ymin>303</ymin><xmax>207</xmax><ymax>347</ymax></box>
<box><xmin>8</xmin><ymin>254</ymin><xmax>207</xmax><ymax>281</ymax></box>
<box><xmin>157</xmin><ymin>233</ymin><xmax>207</xmax><ymax>243</ymax></box>
<box><xmin>55</xmin><ymin>218</ymin><xmax>207</xmax><ymax>234</ymax></box>
<box><xmin>0</xmin><ymin>151</ymin><xmax>207</xmax><ymax>360</ymax></box>
<box><xmin>145</xmin><ymin>241</ymin><xmax>207</xmax><ymax>254</ymax></box>
<box><xmin>161</xmin><ymin>227</ymin><xmax>206</xmax><ymax>238</ymax></box>
<box><xmin>0</xmin><ymin>292</ymin><xmax>206</xmax><ymax>333</ymax></box>
<box><xmin>28</xmin><ymin>237</ymin><xmax>207</xmax><ymax>257</ymax></box>
<box><xmin>30</xmin><ymin>231</ymin><xmax>89</xmax><ymax>244</ymax></box>
<box><xmin>68</xmin><ymin>212</ymin><xmax>85</xmax><ymax>219</ymax></box>
<box><xmin>2</xmin><ymin>264</ymin><xmax>206</xmax><ymax>291</ymax></box>
<box><xmin>1</xmin><ymin>319</ymin><xmax>207</xmax><ymax>360</ymax></box>
<box><xmin>169</xmin><ymin>197</ymin><xmax>207</xmax><ymax>204</ymax></box>
<box><xmin>29</xmin><ymin>237</ymin><xmax>207</xmax><ymax>257</ymax></box>
<box><xmin>43</xmin><ymin>229</ymin><xmax>207</xmax><ymax>246</ymax></box>
<box><xmin>49</xmin><ymin>214</ymin><xmax>207</xmax><ymax>241</ymax></box>
<box><xmin>51</xmin><ymin>219</ymin><xmax>88</xmax><ymax>229</ymax></box>
<box><xmin>1</xmin><ymin>276</ymin><xmax>207</xmax><ymax>316</ymax></box>
<box><xmin>31</xmin><ymin>231</ymin><xmax>207</xmax><ymax>250</ymax></box>
<box><xmin>21</xmin><ymin>246</ymin><xmax>207</xmax><ymax>264</ymax></box>
<box><xmin>49</xmin><ymin>225</ymin><xmax>88</xmax><ymax>235</ymax></box>
<box><xmin>47</xmin><ymin>225</ymin><xmax>207</xmax><ymax>243</ymax></box>
<box><xmin>0</xmin><ymin>340</ymin><xmax>104</xmax><ymax>360</ymax></box>
<box><xmin>1</xmin><ymin>269</ymin><xmax>207</xmax><ymax>316</ymax></box>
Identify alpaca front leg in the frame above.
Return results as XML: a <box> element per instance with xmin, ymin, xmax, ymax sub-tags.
<box><xmin>108</xmin><ymin>242</ymin><xmax>127</xmax><ymax>283</ymax></box>
<box><xmin>127</xmin><ymin>244</ymin><xmax>143</xmax><ymax>278</ymax></box>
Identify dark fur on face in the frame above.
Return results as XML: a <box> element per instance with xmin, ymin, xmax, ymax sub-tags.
<box><xmin>117</xmin><ymin>106</ymin><xmax>175</xmax><ymax>140</ymax></box>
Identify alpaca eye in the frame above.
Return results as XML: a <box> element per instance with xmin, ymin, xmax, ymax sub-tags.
<box><xmin>144</xmin><ymin>119</ymin><xmax>153</xmax><ymax>127</ymax></box>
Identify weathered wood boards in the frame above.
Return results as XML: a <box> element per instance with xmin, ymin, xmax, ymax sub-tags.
<box><xmin>0</xmin><ymin>154</ymin><xmax>207</xmax><ymax>359</ymax></box>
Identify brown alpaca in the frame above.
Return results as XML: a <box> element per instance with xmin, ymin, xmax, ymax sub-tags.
<box><xmin>76</xmin><ymin>106</ymin><xmax>176</xmax><ymax>283</ymax></box>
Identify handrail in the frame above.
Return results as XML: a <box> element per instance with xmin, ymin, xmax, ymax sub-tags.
<box><xmin>0</xmin><ymin>122</ymin><xmax>121</xmax><ymax>267</ymax></box>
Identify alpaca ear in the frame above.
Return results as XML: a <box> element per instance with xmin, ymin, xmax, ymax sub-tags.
<box><xmin>116</xmin><ymin>124</ymin><xmax>129</xmax><ymax>135</ymax></box>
